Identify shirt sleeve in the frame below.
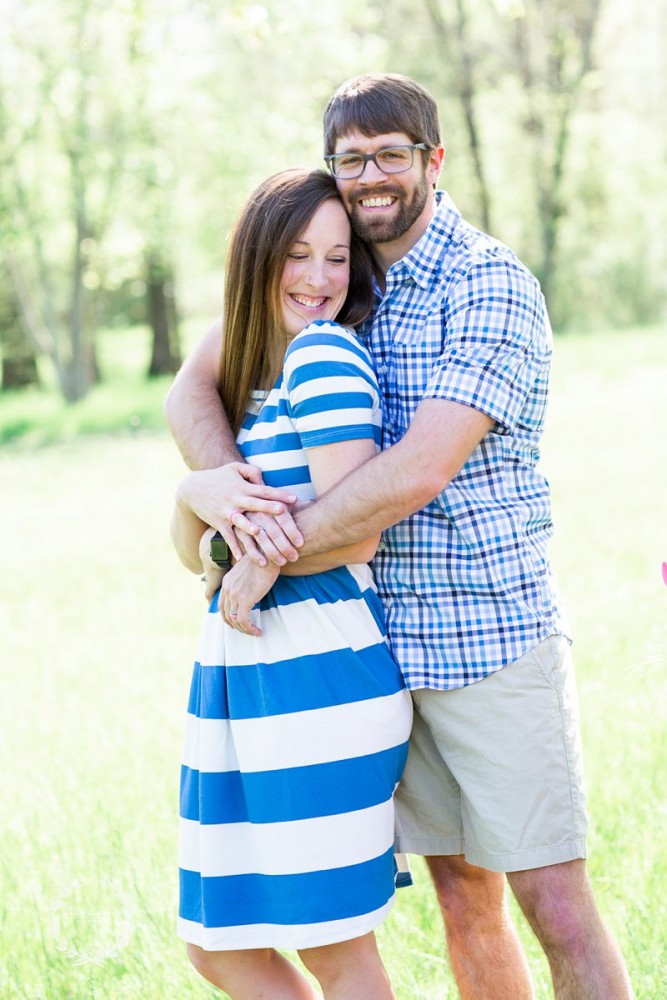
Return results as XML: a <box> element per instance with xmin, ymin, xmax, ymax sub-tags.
<box><xmin>422</xmin><ymin>256</ymin><xmax>551</xmax><ymax>433</ymax></box>
<box><xmin>283</xmin><ymin>322</ymin><xmax>382</xmax><ymax>450</ymax></box>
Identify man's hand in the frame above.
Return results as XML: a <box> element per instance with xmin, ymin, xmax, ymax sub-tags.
<box><xmin>176</xmin><ymin>462</ymin><xmax>301</xmax><ymax>562</ymax></box>
<box><xmin>232</xmin><ymin>500</ymin><xmax>313</xmax><ymax>566</ymax></box>
<box><xmin>233</xmin><ymin>510</ymin><xmax>304</xmax><ymax>567</ymax></box>
<box><xmin>219</xmin><ymin>556</ymin><xmax>280</xmax><ymax>636</ymax></box>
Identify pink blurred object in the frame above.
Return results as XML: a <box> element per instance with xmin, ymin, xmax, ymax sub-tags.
<box><xmin>663</xmin><ymin>562</ymin><xmax>667</xmax><ymax>586</ymax></box>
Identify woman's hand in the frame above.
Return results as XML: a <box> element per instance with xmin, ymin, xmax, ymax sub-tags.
<box><xmin>219</xmin><ymin>556</ymin><xmax>280</xmax><ymax>636</ymax></box>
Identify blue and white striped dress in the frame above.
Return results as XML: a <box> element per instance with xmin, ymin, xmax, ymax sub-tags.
<box><xmin>178</xmin><ymin>321</ymin><xmax>413</xmax><ymax>951</ymax></box>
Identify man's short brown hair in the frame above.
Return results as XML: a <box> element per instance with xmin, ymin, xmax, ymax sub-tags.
<box><xmin>323</xmin><ymin>73</ymin><xmax>442</xmax><ymax>156</ymax></box>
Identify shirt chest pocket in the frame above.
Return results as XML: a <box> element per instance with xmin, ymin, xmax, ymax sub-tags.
<box><xmin>389</xmin><ymin>309</ymin><xmax>448</xmax><ymax>394</ymax></box>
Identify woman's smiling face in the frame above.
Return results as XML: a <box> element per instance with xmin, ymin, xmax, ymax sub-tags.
<box><xmin>280</xmin><ymin>198</ymin><xmax>351</xmax><ymax>338</ymax></box>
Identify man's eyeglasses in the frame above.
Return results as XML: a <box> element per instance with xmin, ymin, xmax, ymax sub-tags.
<box><xmin>324</xmin><ymin>143</ymin><xmax>431</xmax><ymax>180</ymax></box>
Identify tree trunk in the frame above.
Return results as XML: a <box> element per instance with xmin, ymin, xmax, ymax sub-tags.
<box><xmin>0</xmin><ymin>301</ymin><xmax>40</xmax><ymax>389</ymax></box>
<box><xmin>510</xmin><ymin>0</ymin><xmax>602</xmax><ymax>312</ymax></box>
<box><xmin>60</xmin><ymin>161</ymin><xmax>99</xmax><ymax>403</ymax></box>
<box><xmin>423</xmin><ymin>0</ymin><xmax>493</xmax><ymax>234</ymax></box>
<box><xmin>146</xmin><ymin>253</ymin><xmax>181</xmax><ymax>376</ymax></box>
<box><xmin>0</xmin><ymin>279</ymin><xmax>40</xmax><ymax>390</ymax></box>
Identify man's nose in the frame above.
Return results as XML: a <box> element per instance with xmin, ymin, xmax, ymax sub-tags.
<box><xmin>358</xmin><ymin>157</ymin><xmax>387</xmax><ymax>183</ymax></box>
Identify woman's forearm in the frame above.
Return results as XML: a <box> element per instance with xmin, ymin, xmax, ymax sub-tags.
<box><xmin>170</xmin><ymin>499</ymin><xmax>209</xmax><ymax>574</ymax></box>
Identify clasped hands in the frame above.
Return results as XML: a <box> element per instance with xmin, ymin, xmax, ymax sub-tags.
<box><xmin>179</xmin><ymin>462</ymin><xmax>304</xmax><ymax>635</ymax></box>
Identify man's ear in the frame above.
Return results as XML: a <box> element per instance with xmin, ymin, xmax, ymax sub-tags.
<box><xmin>428</xmin><ymin>145</ymin><xmax>445</xmax><ymax>188</ymax></box>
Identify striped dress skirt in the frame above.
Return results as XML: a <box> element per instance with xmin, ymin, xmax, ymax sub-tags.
<box><xmin>178</xmin><ymin>563</ymin><xmax>413</xmax><ymax>951</ymax></box>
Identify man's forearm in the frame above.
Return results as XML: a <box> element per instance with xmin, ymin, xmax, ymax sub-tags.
<box><xmin>293</xmin><ymin>397</ymin><xmax>494</xmax><ymax>557</ymax></box>
<box><xmin>163</xmin><ymin>319</ymin><xmax>239</xmax><ymax>470</ymax></box>
<box><xmin>164</xmin><ymin>377</ymin><xmax>239</xmax><ymax>470</ymax></box>
<box><xmin>293</xmin><ymin>436</ymin><xmax>433</xmax><ymax>557</ymax></box>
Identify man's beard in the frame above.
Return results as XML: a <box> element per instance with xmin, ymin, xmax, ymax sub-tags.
<box><xmin>346</xmin><ymin>172</ymin><xmax>430</xmax><ymax>245</ymax></box>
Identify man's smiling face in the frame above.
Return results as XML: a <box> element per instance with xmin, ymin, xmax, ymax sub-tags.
<box><xmin>332</xmin><ymin>130</ymin><xmax>439</xmax><ymax>248</ymax></box>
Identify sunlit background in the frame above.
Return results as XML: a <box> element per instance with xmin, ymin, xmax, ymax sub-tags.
<box><xmin>1</xmin><ymin>0</ymin><xmax>665</xmax><ymax>408</ymax></box>
<box><xmin>1</xmin><ymin>2</ymin><xmax>665</xmax><ymax>998</ymax></box>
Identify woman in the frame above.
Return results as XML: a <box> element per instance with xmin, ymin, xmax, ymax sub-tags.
<box><xmin>171</xmin><ymin>168</ymin><xmax>413</xmax><ymax>1000</ymax></box>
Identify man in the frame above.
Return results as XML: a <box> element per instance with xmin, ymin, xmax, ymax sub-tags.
<box><xmin>165</xmin><ymin>74</ymin><xmax>633</xmax><ymax>999</ymax></box>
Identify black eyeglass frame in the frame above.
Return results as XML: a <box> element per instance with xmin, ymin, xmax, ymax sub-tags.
<box><xmin>324</xmin><ymin>143</ymin><xmax>431</xmax><ymax>180</ymax></box>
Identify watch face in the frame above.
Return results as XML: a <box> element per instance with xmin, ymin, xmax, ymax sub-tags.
<box><xmin>210</xmin><ymin>534</ymin><xmax>230</xmax><ymax>566</ymax></box>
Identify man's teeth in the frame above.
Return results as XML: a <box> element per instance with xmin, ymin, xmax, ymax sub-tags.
<box><xmin>292</xmin><ymin>294</ymin><xmax>326</xmax><ymax>307</ymax></box>
<box><xmin>360</xmin><ymin>196</ymin><xmax>395</xmax><ymax>208</ymax></box>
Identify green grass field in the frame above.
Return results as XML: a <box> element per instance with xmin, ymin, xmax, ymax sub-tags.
<box><xmin>0</xmin><ymin>325</ymin><xmax>665</xmax><ymax>998</ymax></box>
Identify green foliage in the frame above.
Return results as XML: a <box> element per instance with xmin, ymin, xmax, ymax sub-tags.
<box><xmin>1</xmin><ymin>0</ymin><xmax>666</xmax><ymax>404</ymax></box>
<box><xmin>0</xmin><ymin>325</ymin><xmax>174</xmax><ymax>445</ymax></box>
<box><xmin>0</xmin><ymin>326</ymin><xmax>665</xmax><ymax>997</ymax></box>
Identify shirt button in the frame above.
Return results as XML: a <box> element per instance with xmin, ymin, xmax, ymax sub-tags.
<box><xmin>376</xmin><ymin>541</ymin><xmax>387</xmax><ymax>552</ymax></box>
<box><xmin>377</xmin><ymin>364</ymin><xmax>388</xmax><ymax>374</ymax></box>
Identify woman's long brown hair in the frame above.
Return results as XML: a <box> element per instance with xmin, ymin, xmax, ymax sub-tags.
<box><xmin>218</xmin><ymin>168</ymin><xmax>375</xmax><ymax>436</ymax></box>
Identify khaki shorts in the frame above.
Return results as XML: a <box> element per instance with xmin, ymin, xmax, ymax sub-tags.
<box><xmin>394</xmin><ymin>635</ymin><xmax>589</xmax><ymax>873</ymax></box>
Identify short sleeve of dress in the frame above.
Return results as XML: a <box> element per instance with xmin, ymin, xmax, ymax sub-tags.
<box><xmin>422</xmin><ymin>257</ymin><xmax>551</xmax><ymax>434</ymax></box>
<box><xmin>283</xmin><ymin>321</ymin><xmax>382</xmax><ymax>450</ymax></box>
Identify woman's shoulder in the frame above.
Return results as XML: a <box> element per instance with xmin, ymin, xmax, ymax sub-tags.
<box><xmin>285</xmin><ymin>321</ymin><xmax>372</xmax><ymax>366</ymax></box>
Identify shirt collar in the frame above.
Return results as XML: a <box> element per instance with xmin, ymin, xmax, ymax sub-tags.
<box><xmin>386</xmin><ymin>190</ymin><xmax>461</xmax><ymax>291</ymax></box>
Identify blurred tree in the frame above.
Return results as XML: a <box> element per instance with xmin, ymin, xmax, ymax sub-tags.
<box><xmin>0</xmin><ymin>0</ymin><xmax>186</xmax><ymax>398</ymax></box>
<box><xmin>146</xmin><ymin>251</ymin><xmax>181</xmax><ymax>376</ymax></box>
<box><xmin>422</xmin><ymin>0</ymin><xmax>493</xmax><ymax>233</ymax></box>
<box><xmin>118</xmin><ymin>7</ymin><xmax>184</xmax><ymax>377</ymax></box>
<box><xmin>379</xmin><ymin>0</ymin><xmax>603</xmax><ymax>314</ymax></box>
<box><xmin>1</xmin><ymin>0</ymin><xmax>663</xmax><ymax>377</ymax></box>
<box><xmin>0</xmin><ymin>105</ymin><xmax>40</xmax><ymax>390</ymax></box>
<box><xmin>0</xmin><ymin>0</ymin><xmax>133</xmax><ymax>400</ymax></box>
<box><xmin>496</xmin><ymin>0</ymin><xmax>603</xmax><ymax>307</ymax></box>
<box><xmin>0</xmin><ymin>268</ymin><xmax>40</xmax><ymax>389</ymax></box>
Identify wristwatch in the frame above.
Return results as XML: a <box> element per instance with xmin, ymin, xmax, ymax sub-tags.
<box><xmin>209</xmin><ymin>531</ymin><xmax>232</xmax><ymax>569</ymax></box>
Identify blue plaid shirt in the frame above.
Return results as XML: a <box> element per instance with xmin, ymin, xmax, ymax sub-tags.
<box><xmin>360</xmin><ymin>192</ymin><xmax>569</xmax><ymax>690</ymax></box>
